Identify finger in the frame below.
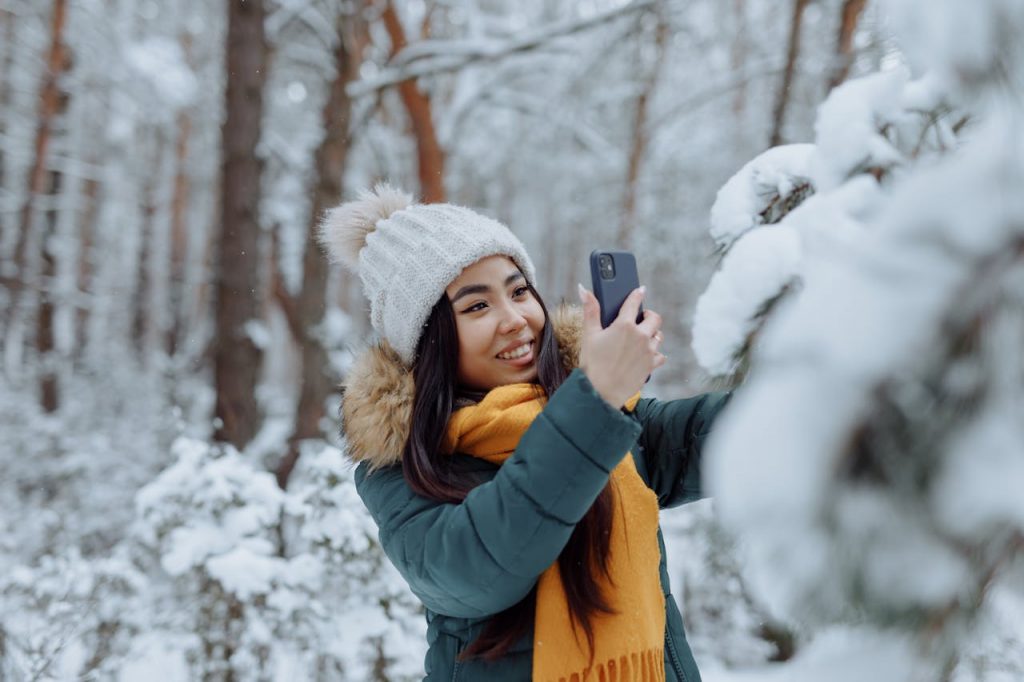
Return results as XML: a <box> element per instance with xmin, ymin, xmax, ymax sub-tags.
<box><xmin>578</xmin><ymin>283</ymin><xmax>603</xmax><ymax>336</ymax></box>
<box><xmin>653</xmin><ymin>352</ymin><xmax>667</xmax><ymax>369</ymax></box>
<box><xmin>637</xmin><ymin>309</ymin><xmax>662</xmax><ymax>337</ymax></box>
<box><xmin>616</xmin><ymin>286</ymin><xmax>646</xmax><ymax>326</ymax></box>
<box><xmin>651</xmin><ymin>330</ymin><xmax>664</xmax><ymax>349</ymax></box>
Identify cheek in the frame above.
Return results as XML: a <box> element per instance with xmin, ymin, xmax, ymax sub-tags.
<box><xmin>527</xmin><ymin>301</ymin><xmax>546</xmax><ymax>332</ymax></box>
<box><xmin>454</xmin><ymin>317</ymin><xmax>492</xmax><ymax>358</ymax></box>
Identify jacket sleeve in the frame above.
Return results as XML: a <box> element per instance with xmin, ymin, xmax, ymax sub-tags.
<box><xmin>633</xmin><ymin>391</ymin><xmax>731</xmax><ymax>509</ymax></box>
<box><xmin>353</xmin><ymin>368</ymin><xmax>642</xmax><ymax>620</ymax></box>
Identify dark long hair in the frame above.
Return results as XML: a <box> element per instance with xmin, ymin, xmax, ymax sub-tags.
<box><xmin>402</xmin><ymin>283</ymin><xmax>616</xmax><ymax>662</ymax></box>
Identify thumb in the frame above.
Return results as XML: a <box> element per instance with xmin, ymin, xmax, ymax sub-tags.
<box><xmin>578</xmin><ymin>283</ymin><xmax>602</xmax><ymax>335</ymax></box>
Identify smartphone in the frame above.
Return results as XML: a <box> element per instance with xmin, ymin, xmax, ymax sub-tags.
<box><xmin>589</xmin><ymin>249</ymin><xmax>644</xmax><ymax>328</ymax></box>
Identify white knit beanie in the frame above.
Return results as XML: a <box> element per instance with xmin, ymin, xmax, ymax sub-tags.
<box><xmin>318</xmin><ymin>183</ymin><xmax>538</xmax><ymax>365</ymax></box>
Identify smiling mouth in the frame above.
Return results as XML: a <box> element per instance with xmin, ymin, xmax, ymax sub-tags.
<box><xmin>496</xmin><ymin>341</ymin><xmax>534</xmax><ymax>361</ymax></box>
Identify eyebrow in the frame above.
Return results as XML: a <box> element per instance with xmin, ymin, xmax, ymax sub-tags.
<box><xmin>450</xmin><ymin>272</ymin><xmax>525</xmax><ymax>305</ymax></box>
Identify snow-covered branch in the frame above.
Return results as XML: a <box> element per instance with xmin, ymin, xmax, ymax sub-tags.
<box><xmin>348</xmin><ymin>0</ymin><xmax>656</xmax><ymax>97</ymax></box>
<box><xmin>697</xmin><ymin>1</ymin><xmax>1024</xmax><ymax>677</ymax></box>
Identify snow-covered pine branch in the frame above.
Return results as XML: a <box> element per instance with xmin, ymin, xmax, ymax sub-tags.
<box><xmin>693</xmin><ymin>68</ymin><xmax>959</xmax><ymax>382</ymax></box>
<box><xmin>700</xmin><ymin>0</ymin><xmax>1024</xmax><ymax>678</ymax></box>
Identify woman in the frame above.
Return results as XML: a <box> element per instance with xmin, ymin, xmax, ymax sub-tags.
<box><xmin>319</xmin><ymin>184</ymin><xmax>730</xmax><ymax>681</ymax></box>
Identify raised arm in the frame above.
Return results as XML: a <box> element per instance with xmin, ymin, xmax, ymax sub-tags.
<box><xmin>355</xmin><ymin>368</ymin><xmax>642</xmax><ymax>619</ymax></box>
<box><xmin>633</xmin><ymin>391</ymin><xmax>732</xmax><ymax>508</ymax></box>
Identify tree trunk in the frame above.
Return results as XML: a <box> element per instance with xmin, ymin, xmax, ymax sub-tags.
<box><xmin>769</xmin><ymin>0</ymin><xmax>809</xmax><ymax>147</ymax></box>
<box><xmin>619</xmin><ymin>8</ymin><xmax>668</xmax><ymax>249</ymax></box>
<box><xmin>74</xmin><ymin>174</ymin><xmax>101</xmax><ymax>364</ymax></box>
<box><xmin>827</xmin><ymin>0</ymin><xmax>868</xmax><ymax>92</ymax></box>
<box><xmin>381</xmin><ymin>0</ymin><xmax>445</xmax><ymax>203</ymax></box>
<box><xmin>132</xmin><ymin>132</ymin><xmax>166</xmax><ymax>363</ymax></box>
<box><xmin>168</xmin><ymin>37</ymin><xmax>194</xmax><ymax>358</ymax></box>
<box><xmin>0</xmin><ymin>5</ymin><xmax>17</xmax><ymax>198</ymax></box>
<box><xmin>276</xmin><ymin>12</ymin><xmax>365</xmax><ymax>489</ymax></box>
<box><xmin>731</xmin><ymin>0</ymin><xmax>748</xmax><ymax>117</ymax></box>
<box><xmin>38</xmin><ymin>167</ymin><xmax>62</xmax><ymax>413</ymax></box>
<box><xmin>167</xmin><ymin>111</ymin><xmax>192</xmax><ymax>357</ymax></box>
<box><xmin>17</xmin><ymin>0</ymin><xmax>70</xmax><ymax>412</ymax></box>
<box><xmin>4</xmin><ymin>0</ymin><xmax>69</xmax><ymax>348</ymax></box>
<box><xmin>213</xmin><ymin>0</ymin><xmax>267</xmax><ymax>450</ymax></box>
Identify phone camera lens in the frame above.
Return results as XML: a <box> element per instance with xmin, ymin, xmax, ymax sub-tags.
<box><xmin>599</xmin><ymin>254</ymin><xmax>615</xmax><ymax>279</ymax></box>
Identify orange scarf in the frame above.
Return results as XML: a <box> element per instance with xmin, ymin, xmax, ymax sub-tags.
<box><xmin>443</xmin><ymin>383</ymin><xmax>666</xmax><ymax>682</ymax></box>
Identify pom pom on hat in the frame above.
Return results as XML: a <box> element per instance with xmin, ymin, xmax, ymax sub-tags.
<box><xmin>318</xmin><ymin>182</ymin><xmax>415</xmax><ymax>269</ymax></box>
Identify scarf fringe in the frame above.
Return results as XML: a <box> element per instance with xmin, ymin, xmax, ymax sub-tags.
<box><xmin>555</xmin><ymin>647</ymin><xmax>665</xmax><ymax>682</ymax></box>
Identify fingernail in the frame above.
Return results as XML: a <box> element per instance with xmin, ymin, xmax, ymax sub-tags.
<box><xmin>639</xmin><ymin>285</ymin><xmax>647</xmax><ymax>295</ymax></box>
<box><xmin>577</xmin><ymin>282</ymin><xmax>586</xmax><ymax>301</ymax></box>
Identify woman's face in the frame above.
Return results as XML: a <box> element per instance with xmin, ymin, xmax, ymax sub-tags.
<box><xmin>445</xmin><ymin>255</ymin><xmax>546</xmax><ymax>391</ymax></box>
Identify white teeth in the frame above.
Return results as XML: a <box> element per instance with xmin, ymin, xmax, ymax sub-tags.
<box><xmin>497</xmin><ymin>342</ymin><xmax>532</xmax><ymax>360</ymax></box>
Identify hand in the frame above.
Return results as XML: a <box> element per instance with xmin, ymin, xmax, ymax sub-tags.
<box><xmin>577</xmin><ymin>284</ymin><xmax>666</xmax><ymax>409</ymax></box>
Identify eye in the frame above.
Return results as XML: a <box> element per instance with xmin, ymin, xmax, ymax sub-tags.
<box><xmin>465</xmin><ymin>301</ymin><xmax>487</xmax><ymax>313</ymax></box>
<box><xmin>513</xmin><ymin>286</ymin><xmax>529</xmax><ymax>298</ymax></box>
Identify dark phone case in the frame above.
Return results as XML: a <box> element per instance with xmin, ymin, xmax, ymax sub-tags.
<box><xmin>589</xmin><ymin>250</ymin><xmax>644</xmax><ymax>328</ymax></box>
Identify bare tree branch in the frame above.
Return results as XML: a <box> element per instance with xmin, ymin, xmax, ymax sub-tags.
<box><xmin>827</xmin><ymin>0</ymin><xmax>868</xmax><ymax>92</ymax></box>
<box><xmin>348</xmin><ymin>0</ymin><xmax>656</xmax><ymax>97</ymax></box>
<box><xmin>770</xmin><ymin>0</ymin><xmax>809</xmax><ymax>147</ymax></box>
<box><xmin>620</xmin><ymin>4</ymin><xmax>668</xmax><ymax>248</ymax></box>
<box><xmin>380</xmin><ymin>0</ymin><xmax>446</xmax><ymax>202</ymax></box>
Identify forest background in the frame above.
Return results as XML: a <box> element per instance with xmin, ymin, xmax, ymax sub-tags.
<box><xmin>2</xmin><ymin>0</ymin><xmax>1022</xmax><ymax>680</ymax></box>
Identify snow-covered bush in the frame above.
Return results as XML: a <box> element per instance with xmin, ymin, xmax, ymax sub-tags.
<box><xmin>134</xmin><ymin>437</ymin><xmax>317</xmax><ymax>680</ymax></box>
<box><xmin>291</xmin><ymin>443</ymin><xmax>426</xmax><ymax>680</ymax></box>
<box><xmin>0</xmin><ymin>550</ymin><xmax>144</xmax><ymax>681</ymax></box>
<box><xmin>698</xmin><ymin>0</ymin><xmax>1024</xmax><ymax>679</ymax></box>
<box><xmin>132</xmin><ymin>437</ymin><xmax>426</xmax><ymax>681</ymax></box>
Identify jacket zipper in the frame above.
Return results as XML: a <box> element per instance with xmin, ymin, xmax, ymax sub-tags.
<box><xmin>451</xmin><ymin>641</ymin><xmax>464</xmax><ymax>682</ymax></box>
<box><xmin>665</xmin><ymin>628</ymin><xmax>688</xmax><ymax>682</ymax></box>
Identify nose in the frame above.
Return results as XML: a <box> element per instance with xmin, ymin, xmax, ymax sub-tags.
<box><xmin>497</xmin><ymin>303</ymin><xmax>528</xmax><ymax>336</ymax></box>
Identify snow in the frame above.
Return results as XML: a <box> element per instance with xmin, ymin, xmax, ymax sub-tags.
<box><xmin>6</xmin><ymin>0</ymin><xmax>1024</xmax><ymax>678</ymax></box>
<box><xmin>932</xmin><ymin>404</ymin><xmax>1024</xmax><ymax>539</ymax></box>
<box><xmin>952</xmin><ymin>584</ymin><xmax>1024</xmax><ymax>681</ymax></box>
<box><xmin>161</xmin><ymin>523</ymin><xmax>227</xmax><ymax>575</ymax></box>
<box><xmin>691</xmin><ymin>225</ymin><xmax>801</xmax><ymax>376</ymax></box>
<box><xmin>693</xmin><ymin>57</ymin><xmax>965</xmax><ymax>382</ymax></box>
<box><xmin>118</xmin><ymin>633</ymin><xmax>193</xmax><ymax>682</ymax></box>
<box><xmin>245</xmin><ymin>318</ymin><xmax>272</xmax><ymax>349</ymax></box>
<box><xmin>836</xmin><ymin>489</ymin><xmax>972</xmax><ymax>609</ymax></box>
<box><xmin>703</xmin><ymin>627</ymin><xmax>933</xmax><ymax>682</ymax></box>
<box><xmin>883</xmin><ymin>0</ymin><xmax>1024</xmax><ymax>95</ymax></box>
<box><xmin>900</xmin><ymin>71</ymin><xmax>948</xmax><ymax>112</ymax></box>
<box><xmin>123</xmin><ymin>36</ymin><xmax>198</xmax><ymax>110</ymax></box>
<box><xmin>808</xmin><ymin>69</ymin><xmax>908</xmax><ymax>191</ymax></box>
<box><xmin>708</xmin><ymin>144</ymin><xmax>816</xmax><ymax>248</ymax></box>
<box><xmin>696</xmin><ymin>92</ymin><xmax>901</xmax><ymax>380</ymax></box>
<box><xmin>135</xmin><ymin>437</ymin><xmax>288</xmax><ymax>580</ymax></box>
<box><xmin>694</xmin><ymin>3</ymin><xmax>1024</xmax><ymax>675</ymax></box>
<box><xmin>127</xmin><ymin>439</ymin><xmax>427</xmax><ymax>678</ymax></box>
<box><xmin>704</xmin><ymin>127</ymin><xmax>1019</xmax><ymax>615</ymax></box>
<box><xmin>205</xmin><ymin>544</ymin><xmax>284</xmax><ymax>599</ymax></box>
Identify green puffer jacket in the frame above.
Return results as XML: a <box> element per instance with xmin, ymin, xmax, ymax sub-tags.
<box><xmin>340</xmin><ymin>307</ymin><xmax>730</xmax><ymax>682</ymax></box>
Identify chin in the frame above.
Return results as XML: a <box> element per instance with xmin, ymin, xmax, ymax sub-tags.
<box><xmin>464</xmin><ymin>359</ymin><xmax>541</xmax><ymax>391</ymax></box>
<box><xmin>513</xmin><ymin>366</ymin><xmax>540</xmax><ymax>384</ymax></box>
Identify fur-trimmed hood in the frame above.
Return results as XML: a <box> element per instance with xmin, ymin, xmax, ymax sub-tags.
<box><xmin>341</xmin><ymin>304</ymin><xmax>584</xmax><ymax>470</ymax></box>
